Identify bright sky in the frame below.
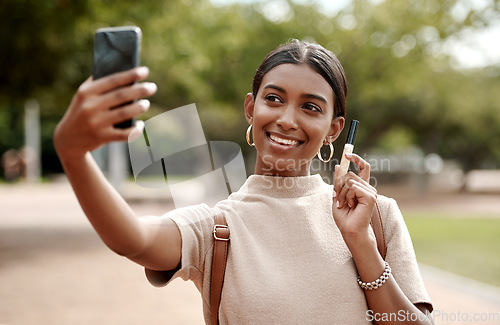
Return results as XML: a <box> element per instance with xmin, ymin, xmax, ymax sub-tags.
<box><xmin>210</xmin><ymin>0</ymin><xmax>500</xmax><ymax>69</ymax></box>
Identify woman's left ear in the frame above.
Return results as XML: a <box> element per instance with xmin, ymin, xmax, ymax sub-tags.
<box><xmin>327</xmin><ymin>116</ymin><xmax>345</xmax><ymax>143</ymax></box>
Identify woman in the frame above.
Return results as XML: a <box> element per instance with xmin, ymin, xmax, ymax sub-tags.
<box><xmin>54</xmin><ymin>40</ymin><xmax>433</xmax><ymax>324</ymax></box>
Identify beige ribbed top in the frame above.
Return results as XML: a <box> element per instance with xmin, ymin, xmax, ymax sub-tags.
<box><xmin>146</xmin><ymin>174</ymin><xmax>432</xmax><ymax>324</ymax></box>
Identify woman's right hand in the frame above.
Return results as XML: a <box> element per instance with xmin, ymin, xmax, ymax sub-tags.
<box><xmin>53</xmin><ymin>66</ymin><xmax>157</xmax><ymax>163</ymax></box>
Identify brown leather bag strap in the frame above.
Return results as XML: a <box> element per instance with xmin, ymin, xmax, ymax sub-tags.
<box><xmin>370</xmin><ymin>201</ymin><xmax>387</xmax><ymax>259</ymax></box>
<box><xmin>211</xmin><ymin>211</ymin><xmax>230</xmax><ymax>325</ymax></box>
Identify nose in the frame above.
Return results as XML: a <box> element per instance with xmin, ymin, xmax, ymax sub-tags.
<box><xmin>276</xmin><ymin>105</ymin><xmax>298</xmax><ymax>131</ymax></box>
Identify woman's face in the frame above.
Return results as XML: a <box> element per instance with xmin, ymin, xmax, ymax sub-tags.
<box><xmin>245</xmin><ymin>63</ymin><xmax>344</xmax><ymax>177</ymax></box>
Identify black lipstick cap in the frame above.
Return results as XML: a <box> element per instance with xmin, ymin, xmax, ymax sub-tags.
<box><xmin>346</xmin><ymin>120</ymin><xmax>359</xmax><ymax>145</ymax></box>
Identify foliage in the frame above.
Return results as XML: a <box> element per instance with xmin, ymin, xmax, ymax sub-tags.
<box><xmin>1</xmin><ymin>0</ymin><xmax>499</xmax><ymax>177</ymax></box>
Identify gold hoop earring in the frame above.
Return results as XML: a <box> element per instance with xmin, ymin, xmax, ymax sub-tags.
<box><xmin>246</xmin><ymin>124</ymin><xmax>255</xmax><ymax>147</ymax></box>
<box><xmin>317</xmin><ymin>143</ymin><xmax>334</xmax><ymax>163</ymax></box>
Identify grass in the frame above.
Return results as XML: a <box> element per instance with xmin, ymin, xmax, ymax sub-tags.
<box><xmin>404</xmin><ymin>212</ymin><xmax>500</xmax><ymax>287</ymax></box>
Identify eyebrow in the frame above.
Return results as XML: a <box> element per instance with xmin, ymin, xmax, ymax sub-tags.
<box><xmin>263</xmin><ymin>84</ymin><xmax>328</xmax><ymax>104</ymax></box>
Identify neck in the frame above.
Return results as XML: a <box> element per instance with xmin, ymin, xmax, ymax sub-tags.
<box><xmin>253</xmin><ymin>159</ymin><xmax>312</xmax><ymax>177</ymax></box>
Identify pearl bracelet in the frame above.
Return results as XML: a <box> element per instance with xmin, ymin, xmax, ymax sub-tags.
<box><xmin>357</xmin><ymin>261</ymin><xmax>391</xmax><ymax>290</ymax></box>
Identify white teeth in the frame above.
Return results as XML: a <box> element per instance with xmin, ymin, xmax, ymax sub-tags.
<box><xmin>269</xmin><ymin>134</ymin><xmax>299</xmax><ymax>146</ymax></box>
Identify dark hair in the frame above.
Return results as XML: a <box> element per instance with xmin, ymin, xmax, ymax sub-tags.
<box><xmin>252</xmin><ymin>40</ymin><xmax>348</xmax><ymax>118</ymax></box>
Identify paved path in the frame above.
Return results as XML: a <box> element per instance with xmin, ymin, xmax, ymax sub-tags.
<box><xmin>1</xmin><ymin>180</ymin><xmax>499</xmax><ymax>324</ymax></box>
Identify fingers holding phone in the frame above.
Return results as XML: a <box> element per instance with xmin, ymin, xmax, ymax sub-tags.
<box><xmin>86</xmin><ymin>71</ymin><xmax>156</xmax><ymax>116</ymax></box>
<box><xmin>89</xmin><ymin>65</ymin><xmax>150</xmax><ymax>95</ymax></box>
<box><xmin>55</xmin><ymin>67</ymin><xmax>156</xmax><ymax>161</ymax></box>
<box><xmin>54</xmin><ymin>25</ymin><xmax>156</xmax><ymax>162</ymax></box>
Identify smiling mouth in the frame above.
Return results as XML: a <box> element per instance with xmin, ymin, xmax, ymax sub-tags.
<box><xmin>267</xmin><ymin>133</ymin><xmax>303</xmax><ymax>147</ymax></box>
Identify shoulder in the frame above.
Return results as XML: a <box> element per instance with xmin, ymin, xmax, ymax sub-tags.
<box><xmin>376</xmin><ymin>194</ymin><xmax>402</xmax><ymax>222</ymax></box>
<box><xmin>375</xmin><ymin>194</ymin><xmax>409</xmax><ymax>240</ymax></box>
<box><xmin>162</xmin><ymin>203</ymin><xmax>216</xmax><ymax>228</ymax></box>
<box><xmin>376</xmin><ymin>194</ymin><xmax>397</xmax><ymax>211</ymax></box>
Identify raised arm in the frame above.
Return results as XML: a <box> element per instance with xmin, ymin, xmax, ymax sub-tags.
<box><xmin>53</xmin><ymin>67</ymin><xmax>181</xmax><ymax>271</ymax></box>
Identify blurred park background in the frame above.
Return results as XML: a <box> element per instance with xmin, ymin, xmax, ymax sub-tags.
<box><xmin>1</xmin><ymin>0</ymin><xmax>500</xmax><ymax>324</ymax></box>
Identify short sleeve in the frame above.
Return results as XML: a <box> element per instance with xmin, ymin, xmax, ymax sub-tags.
<box><xmin>378</xmin><ymin>196</ymin><xmax>434</xmax><ymax>312</ymax></box>
<box><xmin>144</xmin><ymin>204</ymin><xmax>215</xmax><ymax>289</ymax></box>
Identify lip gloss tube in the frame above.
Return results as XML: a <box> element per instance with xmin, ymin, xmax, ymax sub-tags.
<box><xmin>337</xmin><ymin>120</ymin><xmax>359</xmax><ymax>179</ymax></box>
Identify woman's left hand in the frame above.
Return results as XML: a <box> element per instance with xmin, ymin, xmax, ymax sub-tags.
<box><xmin>332</xmin><ymin>153</ymin><xmax>378</xmax><ymax>243</ymax></box>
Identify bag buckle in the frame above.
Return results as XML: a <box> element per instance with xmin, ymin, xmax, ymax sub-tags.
<box><xmin>213</xmin><ymin>224</ymin><xmax>230</xmax><ymax>241</ymax></box>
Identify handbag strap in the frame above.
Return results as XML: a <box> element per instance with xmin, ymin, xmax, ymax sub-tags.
<box><xmin>210</xmin><ymin>211</ymin><xmax>230</xmax><ymax>325</ymax></box>
<box><xmin>210</xmin><ymin>203</ymin><xmax>386</xmax><ymax>325</ymax></box>
<box><xmin>371</xmin><ymin>201</ymin><xmax>387</xmax><ymax>259</ymax></box>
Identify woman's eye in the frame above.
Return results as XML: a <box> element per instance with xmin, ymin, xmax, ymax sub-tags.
<box><xmin>265</xmin><ymin>94</ymin><xmax>283</xmax><ymax>103</ymax></box>
<box><xmin>303</xmin><ymin>103</ymin><xmax>322</xmax><ymax>112</ymax></box>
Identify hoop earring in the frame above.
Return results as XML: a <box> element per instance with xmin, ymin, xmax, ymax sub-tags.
<box><xmin>246</xmin><ymin>124</ymin><xmax>255</xmax><ymax>147</ymax></box>
<box><xmin>317</xmin><ymin>143</ymin><xmax>334</xmax><ymax>163</ymax></box>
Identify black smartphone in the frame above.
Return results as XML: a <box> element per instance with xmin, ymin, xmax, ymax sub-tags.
<box><xmin>93</xmin><ymin>26</ymin><xmax>142</xmax><ymax>128</ymax></box>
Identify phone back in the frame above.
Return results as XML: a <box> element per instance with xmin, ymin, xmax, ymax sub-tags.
<box><xmin>92</xmin><ymin>26</ymin><xmax>141</xmax><ymax>79</ymax></box>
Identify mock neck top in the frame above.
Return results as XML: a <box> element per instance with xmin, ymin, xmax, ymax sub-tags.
<box><xmin>145</xmin><ymin>173</ymin><xmax>433</xmax><ymax>324</ymax></box>
<box><xmin>239</xmin><ymin>173</ymin><xmax>327</xmax><ymax>198</ymax></box>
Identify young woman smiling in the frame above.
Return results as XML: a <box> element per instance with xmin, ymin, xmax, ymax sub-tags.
<box><xmin>54</xmin><ymin>40</ymin><xmax>433</xmax><ymax>324</ymax></box>
<box><xmin>247</xmin><ymin>63</ymin><xmax>341</xmax><ymax>177</ymax></box>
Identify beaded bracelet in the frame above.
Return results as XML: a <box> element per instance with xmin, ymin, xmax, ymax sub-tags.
<box><xmin>357</xmin><ymin>262</ymin><xmax>391</xmax><ymax>290</ymax></box>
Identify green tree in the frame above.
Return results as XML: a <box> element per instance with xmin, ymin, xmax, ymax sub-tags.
<box><xmin>1</xmin><ymin>0</ymin><xmax>499</xmax><ymax>179</ymax></box>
